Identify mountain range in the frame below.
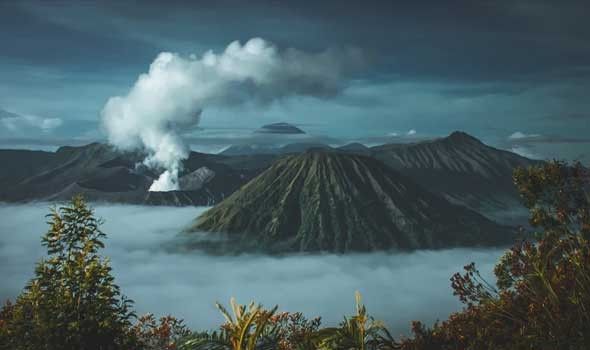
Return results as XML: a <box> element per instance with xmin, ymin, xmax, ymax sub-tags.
<box><xmin>0</xmin><ymin>143</ymin><xmax>262</xmax><ymax>206</ymax></box>
<box><xmin>0</xmin><ymin>131</ymin><xmax>538</xmax><ymax>223</ymax></box>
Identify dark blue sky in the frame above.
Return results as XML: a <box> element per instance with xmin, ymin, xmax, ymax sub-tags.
<box><xmin>1</xmin><ymin>0</ymin><xmax>589</xmax><ymax>161</ymax></box>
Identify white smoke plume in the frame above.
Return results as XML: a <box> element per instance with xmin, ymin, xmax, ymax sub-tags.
<box><xmin>101</xmin><ymin>38</ymin><xmax>364</xmax><ymax>191</ymax></box>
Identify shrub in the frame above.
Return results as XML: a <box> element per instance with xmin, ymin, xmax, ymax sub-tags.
<box><xmin>399</xmin><ymin>161</ymin><xmax>590</xmax><ymax>349</ymax></box>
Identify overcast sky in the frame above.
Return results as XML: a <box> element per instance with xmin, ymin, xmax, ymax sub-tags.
<box><xmin>1</xmin><ymin>0</ymin><xmax>589</xmax><ymax>161</ymax></box>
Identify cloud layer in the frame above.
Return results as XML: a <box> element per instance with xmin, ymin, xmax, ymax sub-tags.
<box><xmin>0</xmin><ymin>108</ymin><xmax>62</xmax><ymax>135</ymax></box>
<box><xmin>0</xmin><ymin>203</ymin><xmax>505</xmax><ymax>335</ymax></box>
<box><xmin>101</xmin><ymin>38</ymin><xmax>363</xmax><ymax>191</ymax></box>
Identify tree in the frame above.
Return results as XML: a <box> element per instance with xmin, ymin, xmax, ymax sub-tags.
<box><xmin>0</xmin><ymin>196</ymin><xmax>138</xmax><ymax>350</ymax></box>
<box><xmin>399</xmin><ymin>161</ymin><xmax>590</xmax><ymax>349</ymax></box>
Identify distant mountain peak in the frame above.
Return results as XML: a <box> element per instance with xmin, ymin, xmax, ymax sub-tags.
<box><xmin>338</xmin><ymin>142</ymin><xmax>369</xmax><ymax>150</ymax></box>
<box><xmin>445</xmin><ymin>131</ymin><xmax>483</xmax><ymax>145</ymax></box>
<box><xmin>255</xmin><ymin>122</ymin><xmax>305</xmax><ymax>134</ymax></box>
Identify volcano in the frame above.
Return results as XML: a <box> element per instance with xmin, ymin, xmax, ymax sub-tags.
<box><xmin>190</xmin><ymin>150</ymin><xmax>514</xmax><ymax>253</ymax></box>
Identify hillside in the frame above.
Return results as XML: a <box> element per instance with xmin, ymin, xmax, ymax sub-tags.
<box><xmin>190</xmin><ymin>151</ymin><xmax>514</xmax><ymax>253</ymax></box>
<box><xmin>371</xmin><ymin>131</ymin><xmax>540</xmax><ymax>221</ymax></box>
<box><xmin>0</xmin><ymin>143</ymin><xmax>264</xmax><ymax>205</ymax></box>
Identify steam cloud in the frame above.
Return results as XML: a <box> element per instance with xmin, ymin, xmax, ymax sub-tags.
<box><xmin>101</xmin><ymin>38</ymin><xmax>364</xmax><ymax>191</ymax></box>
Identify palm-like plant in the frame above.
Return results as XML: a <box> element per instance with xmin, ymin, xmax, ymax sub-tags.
<box><xmin>181</xmin><ymin>298</ymin><xmax>279</xmax><ymax>350</ymax></box>
<box><xmin>318</xmin><ymin>292</ymin><xmax>399</xmax><ymax>350</ymax></box>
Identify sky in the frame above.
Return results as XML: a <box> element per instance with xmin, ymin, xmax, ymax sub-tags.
<box><xmin>1</xmin><ymin>0</ymin><xmax>589</xmax><ymax>161</ymax></box>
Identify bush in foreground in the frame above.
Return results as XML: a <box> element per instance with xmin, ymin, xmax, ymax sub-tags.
<box><xmin>398</xmin><ymin>161</ymin><xmax>590</xmax><ymax>349</ymax></box>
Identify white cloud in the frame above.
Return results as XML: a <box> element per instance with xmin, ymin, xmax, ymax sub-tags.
<box><xmin>0</xmin><ymin>109</ymin><xmax>62</xmax><ymax>134</ymax></box>
<box><xmin>101</xmin><ymin>38</ymin><xmax>364</xmax><ymax>191</ymax></box>
<box><xmin>508</xmin><ymin>131</ymin><xmax>540</xmax><ymax>140</ymax></box>
<box><xmin>407</xmin><ymin>129</ymin><xmax>417</xmax><ymax>136</ymax></box>
<box><xmin>510</xmin><ymin>146</ymin><xmax>542</xmax><ymax>159</ymax></box>
<box><xmin>40</xmin><ymin>118</ymin><xmax>63</xmax><ymax>132</ymax></box>
<box><xmin>0</xmin><ymin>203</ymin><xmax>505</xmax><ymax>336</ymax></box>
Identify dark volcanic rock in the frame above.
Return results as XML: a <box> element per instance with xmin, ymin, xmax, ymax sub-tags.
<box><xmin>179</xmin><ymin>167</ymin><xmax>216</xmax><ymax>191</ymax></box>
<box><xmin>190</xmin><ymin>151</ymin><xmax>514</xmax><ymax>253</ymax></box>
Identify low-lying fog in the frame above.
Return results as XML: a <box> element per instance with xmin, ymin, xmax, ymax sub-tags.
<box><xmin>0</xmin><ymin>203</ymin><xmax>506</xmax><ymax>336</ymax></box>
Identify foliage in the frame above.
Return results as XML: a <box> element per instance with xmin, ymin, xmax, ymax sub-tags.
<box><xmin>180</xmin><ymin>293</ymin><xmax>398</xmax><ymax>350</ymax></box>
<box><xmin>268</xmin><ymin>311</ymin><xmax>321</xmax><ymax>350</ymax></box>
<box><xmin>180</xmin><ymin>298</ymin><xmax>279</xmax><ymax>350</ymax></box>
<box><xmin>0</xmin><ymin>195</ymin><xmax>139</xmax><ymax>350</ymax></box>
<box><xmin>133</xmin><ymin>314</ymin><xmax>191</xmax><ymax>350</ymax></box>
<box><xmin>398</xmin><ymin>160</ymin><xmax>590</xmax><ymax>349</ymax></box>
<box><xmin>317</xmin><ymin>292</ymin><xmax>398</xmax><ymax>350</ymax></box>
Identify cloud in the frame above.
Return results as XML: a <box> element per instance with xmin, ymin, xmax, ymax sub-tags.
<box><xmin>0</xmin><ymin>108</ymin><xmax>62</xmax><ymax>134</ymax></box>
<box><xmin>101</xmin><ymin>38</ymin><xmax>364</xmax><ymax>191</ymax></box>
<box><xmin>503</xmin><ymin>131</ymin><xmax>590</xmax><ymax>163</ymax></box>
<box><xmin>40</xmin><ymin>117</ymin><xmax>63</xmax><ymax>132</ymax></box>
<box><xmin>510</xmin><ymin>146</ymin><xmax>542</xmax><ymax>159</ymax></box>
<box><xmin>0</xmin><ymin>203</ymin><xmax>506</xmax><ymax>336</ymax></box>
<box><xmin>407</xmin><ymin>129</ymin><xmax>417</xmax><ymax>136</ymax></box>
<box><xmin>508</xmin><ymin>131</ymin><xmax>540</xmax><ymax>140</ymax></box>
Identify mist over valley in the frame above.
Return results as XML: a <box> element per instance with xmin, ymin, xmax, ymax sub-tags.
<box><xmin>0</xmin><ymin>203</ymin><xmax>506</xmax><ymax>336</ymax></box>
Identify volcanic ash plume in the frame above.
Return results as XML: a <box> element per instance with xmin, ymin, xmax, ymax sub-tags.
<box><xmin>101</xmin><ymin>38</ymin><xmax>364</xmax><ymax>191</ymax></box>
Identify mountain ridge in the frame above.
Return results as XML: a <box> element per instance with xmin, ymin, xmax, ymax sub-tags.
<box><xmin>371</xmin><ymin>131</ymin><xmax>541</xmax><ymax>222</ymax></box>
<box><xmin>0</xmin><ymin>131</ymin><xmax>539</xmax><ymax>221</ymax></box>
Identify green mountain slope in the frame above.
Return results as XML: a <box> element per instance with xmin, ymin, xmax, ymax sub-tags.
<box><xmin>190</xmin><ymin>150</ymin><xmax>514</xmax><ymax>253</ymax></box>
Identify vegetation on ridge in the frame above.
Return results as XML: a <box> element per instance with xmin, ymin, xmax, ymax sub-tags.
<box><xmin>1</xmin><ymin>160</ymin><xmax>589</xmax><ymax>349</ymax></box>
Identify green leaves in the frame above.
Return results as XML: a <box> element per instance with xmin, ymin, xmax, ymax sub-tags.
<box><xmin>398</xmin><ymin>161</ymin><xmax>590</xmax><ymax>349</ymax></box>
<box><xmin>180</xmin><ymin>298</ymin><xmax>279</xmax><ymax>350</ymax></box>
<box><xmin>0</xmin><ymin>196</ymin><xmax>138</xmax><ymax>350</ymax></box>
<box><xmin>317</xmin><ymin>292</ymin><xmax>398</xmax><ymax>350</ymax></box>
<box><xmin>180</xmin><ymin>293</ymin><xmax>399</xmax><ymax>350</ymax></box>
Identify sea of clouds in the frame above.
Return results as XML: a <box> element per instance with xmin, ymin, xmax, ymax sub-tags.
<box><xmin>0</xmin><ymin>203</ymin><xmax>506</xmax><ymax>336</ymax></box>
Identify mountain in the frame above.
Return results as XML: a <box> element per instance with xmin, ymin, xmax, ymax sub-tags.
<box><xmin>189</xmin><ymin>151</ymin><xmax>514</xmax><ymax>253</ymax></box>
<box><xmin>337</xmin><ymin>142</ymin><xmax>371</xmax><ymax>155</ymax></box>
<box><xmin>0</xmin><ymin>143</ymin><xmax>265</xmax><ymax>206</ymax></box>
<box><xmin>0</xmin><ymin>149</ymin><xmax>58</xmax><ymax>187</ymax></box>
<box><xmin>278</xmin><ymin>142</ymin><xmax>332</xmax><ymax>154</ymax></box>
<box><xmin>220</xmin><ymin>142</ymin><xmax>332</xmax><ymax>156</ymax></box>
<box><xmin>219</xmin><ymin>144</ymin><xmax>277</xmax><ymax>156</ymax></box>
<box><xmin>255</xmin><ymin>122</ymin><xmax>305</xmax><ymax>134</ymax></box>
<box><xmin>0</xmin><ymin>132</ymin><xmax>538</xmax><ymax>216</ymax></box>
<box><xmin>371</xmin><ymin>131</ymin><xmax>540</xmax><ymax>222</ymax></box>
